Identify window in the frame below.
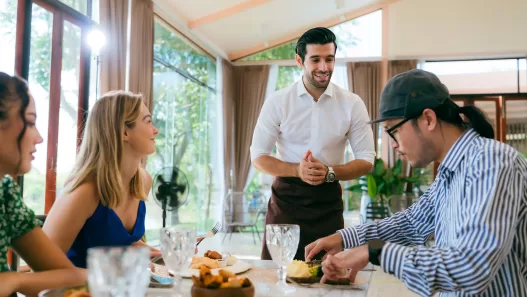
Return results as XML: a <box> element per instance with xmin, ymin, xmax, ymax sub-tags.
<box><xmin>3</xmin><ymin>1</ymin><xmax>94</xmax><ymax>214</ymax></box>
<box><xmin>331</xmin><ymin>9</ymin><xmax>382</xmax><ymax>58</ymax></box>
<box><xmin>0</xmin><ymin>0</ymin><xmax>16</xmax><ymax>75</ymax></box>
<box><xmin>58</xmin><ymin>0</ymin><xmax>99</xmax><ymax>21</ymax></box>
<box><xmin>239</xmin><ymin>10</ymin><xmax>382</xmax><ymax>61</ymax></box>
<box><xmin>521</xmin><ymin>59</ymin><xmax>526</xmax><ymax>93</ymax></box>
<box><xmin>423</xmin><ymin>59</ymin><xmax>525</xmax><ymax>94</ymax></box>
<box><xmin>241</xmin><ymin>41</ymin><xmax>296</xmax><ymax>62</ymax></box>
<box><xmin>146</xmin><ymin>18</ymin><xmax>221</xmax><ymax>240</ymax></box>
<box><xmin>505</xmin><ymin>99</ymin><xmax>527</xmax><ymax>155</ymax></box>
<box><xmin>276</xmin><ymin>66</ymin><xmax>302</xmax><ymax>90</ymax></box>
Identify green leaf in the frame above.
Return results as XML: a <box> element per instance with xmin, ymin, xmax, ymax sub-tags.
<box><xmin>377</xmin><ymin>183</ymin><xmax>385</xmax><ymax>194</ymax></box>
<box><xmin>347</xmin><ymin>184</ymin><xmax>364</xmax><ymax>193</ymax></box>
<box><xmin>393</xmin><ymin>159</ymin><xmax>403</xmax><ymax>175</ymax></box>
<box><xmin>367</xmin><ymin>175</ymin><xmax>377</xmax><ymax>198</ymax></box>
<box><xmin>374</xmin><ymin>158</ymin><xmax>384</xmax><ymax>176</ymax></box>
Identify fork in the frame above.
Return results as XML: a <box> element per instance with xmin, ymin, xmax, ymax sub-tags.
<box><xmin>150</xmin><ymin>221</ymin><xmax>222</xmax><ymax>263</ymax></box>
<box><xmin>196</xmin><ymin>221</ymin><xmax>222</xmax><ymax>246</ymax></box>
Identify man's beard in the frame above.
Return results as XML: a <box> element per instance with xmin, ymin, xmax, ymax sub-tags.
<box><xmin>411</xmin><ymin>135</ymin><xmax>437</xmax><ymax>168</ymax></box>
<box><xmin>306</xmin><ymin>71</ymin><xmax>332</xmax><ymax>89</ymax></box>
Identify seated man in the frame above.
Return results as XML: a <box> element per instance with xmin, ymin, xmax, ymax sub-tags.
<box><xmin>306</xmin><ymin>69</ymin><xmax>527</xmax><ymax>297</ymax></box>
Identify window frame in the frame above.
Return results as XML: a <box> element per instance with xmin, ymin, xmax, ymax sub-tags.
<box><xmin>14</xmin><ymin>0</ymin><xmax>97</xmax><ymax>213</ymax></box>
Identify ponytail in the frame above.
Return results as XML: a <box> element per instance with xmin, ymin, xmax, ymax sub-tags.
<box><xmin>413</xmin><ymin>99</ymin><xmax>495</xmax><ymax>140</ymax></box>
<box><xmin>459</xmin><ymin>106</ymin><xmax>495</xmax><ymax>139</ymax></box>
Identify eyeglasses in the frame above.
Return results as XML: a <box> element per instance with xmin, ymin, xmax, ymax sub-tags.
<box><xmin>385</xmin><ymin>117</ymin><xmax>412</xmax><ymax>143</ymax></box>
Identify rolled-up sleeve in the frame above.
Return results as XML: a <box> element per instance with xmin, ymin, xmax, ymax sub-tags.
<box><xmin>347</xmin><ymin>97</ymin><xmax>376</xmax><ymax>164</ymax></box>
<box><xmin>250</xmin><ymin>97</ymin><xmax>281</xmax><ymax>161</ymax></box>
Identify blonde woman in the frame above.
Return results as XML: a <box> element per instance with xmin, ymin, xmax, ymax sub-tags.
<box><xmin>43</xmin><ymin>91</ymin><xmax>160</xmax><ymax>268</ymax></box>
<box><xmin>0</xmin><ymin>72</ymin><xmax>85</xmax><ymax>296</ymax></box>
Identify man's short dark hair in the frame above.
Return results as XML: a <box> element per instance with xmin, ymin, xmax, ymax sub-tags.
<box><xmin>296</xmin><ymin>27</ymin><xmax>337</xmax><ymax>63</ymax></box>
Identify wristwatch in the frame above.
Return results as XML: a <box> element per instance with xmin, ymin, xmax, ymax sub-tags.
<box><xmin>325</xmin><ymin>166</ymin><xmax>336</xmax><ymax>182</ymax></box>
<box><xmin>368</xmin><ymin>239</ymin><xmax>385</xmax><ymax>266</ymax></box>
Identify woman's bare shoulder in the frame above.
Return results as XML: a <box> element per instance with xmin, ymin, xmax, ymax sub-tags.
<box><xmin>57</xmin><ymin>181</ymin><xmax>100</xmax><ymax>212</ymax></box>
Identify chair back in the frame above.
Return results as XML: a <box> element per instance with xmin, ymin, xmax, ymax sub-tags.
<box><xmin>223</xmin><ymin>191</ymin><xmax>250</xmax><ymax>225</ymax></box>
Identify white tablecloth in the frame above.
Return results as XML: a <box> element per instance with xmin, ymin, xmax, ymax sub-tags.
<box><xmin>148</xmin><ymin>259</ymin><xmax>372</xmax><ymax>297</ymax></box>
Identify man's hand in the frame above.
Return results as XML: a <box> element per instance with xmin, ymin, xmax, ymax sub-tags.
<box><xmin>297</xmin><ymin>150</ymin><xmax>328</xmax><ymax>185</ymax></box>
<box><xmin>321</xmin><ymin>245</ymin><xmax>369</xmax><ymax>284</ymax></box>
<box><xmin>305</xmin><ymin>232</ymin><xmax>344</xmax><ymax>261</ymax></box>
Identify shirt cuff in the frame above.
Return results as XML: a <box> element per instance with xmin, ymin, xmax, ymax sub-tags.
<box><xmin>337</xmin><ymin>228</ymin><xmax>361</xmax><ymax>249</ymax></box>
<box><xmin>354</xmin><ymin>153</ymin><xmax>376</xmax><ymax>165</ymax></box>
<box><xmin>250</xmin><ymin>150</ymin><xmax>271</xmax><ymax>162</ymax></box>
<box><xmin>380</xmin><ymin>242</ymin><xmax>407</xmax><ymax>279</ymax></box>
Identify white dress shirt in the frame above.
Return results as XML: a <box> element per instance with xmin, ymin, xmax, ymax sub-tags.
<box><xmin>250</xmin><ymin>80</ymin><xmax>376</xmax><ymax>167</ymax></box>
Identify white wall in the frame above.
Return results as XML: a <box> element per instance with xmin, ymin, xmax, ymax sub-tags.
<box><xmin>388</xmin><ymin>0</ymin><xmax>527</xmax><ymax>59</ymax></box>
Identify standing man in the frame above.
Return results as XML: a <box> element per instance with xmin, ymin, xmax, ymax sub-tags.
<box><xmin>306</xmin><ymin>69</ymin><xmax>527</xmax><ymax>296</ymax></box>
<box><xmin>250</xmin><ymin>27</ymin><xmax>376</xmax><ymax>261</ymax></box>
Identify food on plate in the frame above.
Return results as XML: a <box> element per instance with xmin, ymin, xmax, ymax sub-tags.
<box><xmin>226</xmin><ymin>255</ymin><xmax>237</xmax><ymax>266</ymax></box>
<box><xmin>204</xmin><ymin>250</ymin><xmax>222</xmax><ymax>260</ymax></box>
<box><xmin>217</xmin><ymin>258</ymin><xmax>227</xmax><ymax>268</ymax></box>
<box><xmin>286</xmin><ymin>260</ymin><xmax>311</xmax><ymax>278</ymax></box>
<box><xmin>191</xmin><ymin>266</ymin><xmax>253</xmax><ymax>289</ymax></box>
<box><xmin>190</xmin><ymin>255</ymin><xmax>220</xmax><ymax>269</ymax></box>
<box><xmin>190</xmin><ymin>251</ymin><xmax>238</xmax><ymax>269</ymax></box>
<box><xmin>286</xmin><ymin>260</ymin><xmax>324</xmax><ymax>278</ymax></box>
<box><xmin>64</xmin><ymin>286</ymin><xmax>90</xmax><ymax>297</ymax></box>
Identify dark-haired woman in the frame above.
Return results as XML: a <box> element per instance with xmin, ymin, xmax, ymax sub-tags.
<box><xmin>0</xmin><ymin>72</ymin><xmax>85</xmax><ymax>296</ymax></box>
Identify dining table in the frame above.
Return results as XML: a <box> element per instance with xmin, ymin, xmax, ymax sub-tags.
<box><xmin>148</xmin><ymin>259</ymin><xmax>374</xmax><ymax>297</ymax></box>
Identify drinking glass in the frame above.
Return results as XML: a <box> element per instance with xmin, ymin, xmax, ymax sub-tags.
<box><xmin>160</xmin><ymin>226</ymin><xmax>196</xmax><ymax>296</ymax></box>
<box><xmin>87</xmin><ymin>246</ymin><xmax>150</xmax><ymax>297</ymax></box>
<box><xmin>265</xmin><ymin>224</ymin><xmax>300</xmax><ymax>295</ymax></box>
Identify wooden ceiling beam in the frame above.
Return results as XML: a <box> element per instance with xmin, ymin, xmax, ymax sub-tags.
<box><xmin>188</xmin><ymin>0</ymin><xmax>272</xmax><ymax>29</ymax></box>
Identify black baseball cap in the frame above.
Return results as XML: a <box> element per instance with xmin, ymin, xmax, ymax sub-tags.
<box><xmin>369</xmin><ymin>69</ymin><xmax>451</xmax><ymax>124</ymax></box>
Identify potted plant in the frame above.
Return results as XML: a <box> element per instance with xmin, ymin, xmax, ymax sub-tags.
<box><xmin>347</xmin><ymin>158</ymin><xmax>428</xmax><ymax>223</ymax></box>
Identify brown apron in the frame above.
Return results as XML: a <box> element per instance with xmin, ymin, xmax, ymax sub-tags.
<box><xmin>261</xmin><ymin>177</ymin><xmax>344</xmax><ymax>261</ymax></box>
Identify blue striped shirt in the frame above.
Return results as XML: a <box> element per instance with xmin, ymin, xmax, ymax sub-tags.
<box><xmin>339</xmin><ymin>129</ymin><xmax>527</xmax><ymax>297</ymax></box>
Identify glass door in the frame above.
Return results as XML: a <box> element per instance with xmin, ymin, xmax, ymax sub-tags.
<box><xmin>23</xmin><ymin>0</ymin><xmax>92</xmax><ymax>214</ymax></box>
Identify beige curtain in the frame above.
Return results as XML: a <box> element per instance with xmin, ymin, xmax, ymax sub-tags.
<box><xmin>99</xmin><ymin>0</ymin><xmax>129</xmax><ymax>94</ymax></box>
<box><xmin>388</xmin><ymin>60</ymin><xmax>418</xmax><ymax>81</ymax></box>
<box><xmin>128</xmin><ymin>0</ymin><xmax>154</xmax><ymax>111</ymax></box>
<box><xmin>347</xmin><ymin>61</ymin><xmax>382</xmax><ymax>153</ymax></box>
<box><xmin>222</xmin><ymin>60</ymin><xmax>235</xmax><ymax>193</ymax></box>
<box><xmin>232</xmin><ymin>65</ymin><xmax>271</xmax><ymax>192</ymax></box>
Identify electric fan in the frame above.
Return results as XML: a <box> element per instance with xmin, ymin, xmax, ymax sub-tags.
<box><xmin>151</xmin><ymin>166</ymin><xmax>189</xmax><ymax>227</ymax></box>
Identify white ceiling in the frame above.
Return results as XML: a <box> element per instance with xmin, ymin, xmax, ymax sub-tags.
<box><xmin>154</xmin><ymin>0</ymin><xmax>386</xmax><ymax>60</ymax></box>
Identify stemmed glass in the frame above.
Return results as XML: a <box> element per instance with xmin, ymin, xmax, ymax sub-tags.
<box><xmin>265</xmin><ymin>224</ymin><xmax>300</xmax><ymax>295</ymax></box>
<box><xmin>87</xmin><ymin>246</ymin><xmax>150</xmax><ymax>297</ymax></box>
<box><xmin>160</xmin><ymin>226</ymin><xmax>196</xmax><ymax>296</ymax></box>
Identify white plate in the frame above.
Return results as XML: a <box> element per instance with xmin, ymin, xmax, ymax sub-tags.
<box><xmin>153</xmin><ymin>260</ymin><xmax>252</xmax><ymax>278</ymax></box>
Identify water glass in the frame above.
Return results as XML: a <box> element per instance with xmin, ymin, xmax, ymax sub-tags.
<box><xmin>87</xmin><ymin>246</ymin><xmax>150</xmax><ymax>297</ymax></box>
<box><xmin>265</xmin><ymin>224</ymin><xmax>300</xmax><ymax>295</ymax></box>
<box><xmin>160</xmin><ymin>226</ymin><xmax>196</xmax><ymax>296</ymax></box>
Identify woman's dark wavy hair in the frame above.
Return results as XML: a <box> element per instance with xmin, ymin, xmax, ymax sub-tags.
<box><xmin>413</xmin><ymin>99</ymin><xmax>495</xmax><ymax>139</ymax></box>
<box><xmin>0</xmin><ymin>72</ymin><xmax>31</xmax><ymax>171</ymax></box>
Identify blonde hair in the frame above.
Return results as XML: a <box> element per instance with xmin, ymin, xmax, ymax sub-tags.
<box><xmin>64</xmin><ymin>90</ymin><xmax>146</xmax><ymax>208</ymax></box>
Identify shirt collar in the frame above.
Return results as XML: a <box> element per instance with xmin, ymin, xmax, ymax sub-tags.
<box><xmin>438</xmin><ymin>129</ymin><xmax>479</xmax><ymax>173</ymax></box>
<box><xmin>296</xmin><ymin>79</ymin><xmax>334</xmax><ymax>100</ymax></box>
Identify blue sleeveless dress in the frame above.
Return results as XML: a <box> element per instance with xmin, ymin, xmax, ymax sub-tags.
<box><xmin>66</xmin><ymin>200</ymin><xmax>146</xmax><ymax>268</ymax></box>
